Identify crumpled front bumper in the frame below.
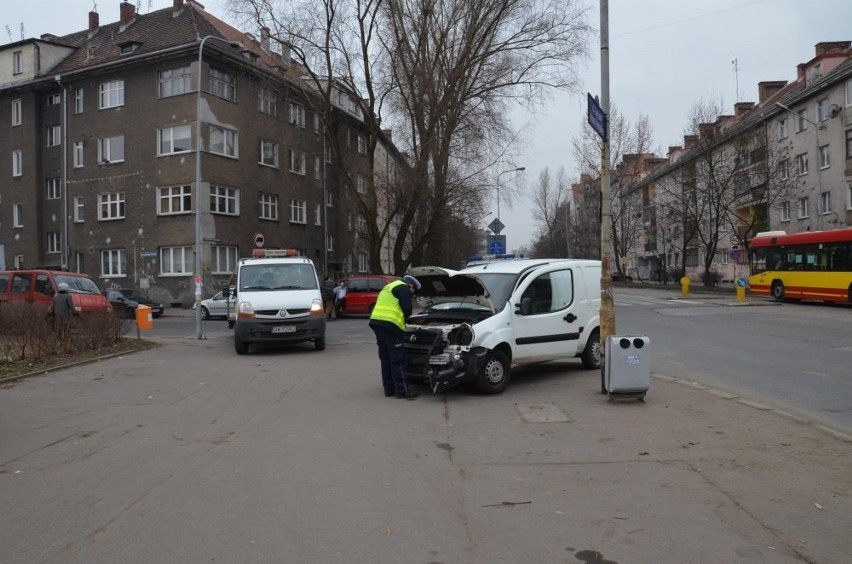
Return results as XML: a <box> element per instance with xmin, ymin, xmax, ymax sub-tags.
<box><xmin>402</xmin><ymin>327</ymin><xmax>486</xmax><ymax>393</ymax></box>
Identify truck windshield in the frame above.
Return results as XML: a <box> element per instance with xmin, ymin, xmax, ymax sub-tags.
<box><xmin>239</xmin><ymin>264</ymin><xmax>318</xmax><ymax>291</ymax></box>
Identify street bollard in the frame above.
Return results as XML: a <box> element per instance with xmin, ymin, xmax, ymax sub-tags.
<box><xmin>679</xmin><ymin>276</ymin><xmax>690</xmax><ymax>297</ymax></box>
<box><xmin>735</xmin><ymin>277</ymin><xmax>747</xmax><ymax>302</ymax></box>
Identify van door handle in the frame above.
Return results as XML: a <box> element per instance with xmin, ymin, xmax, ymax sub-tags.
<box><xmin>563</xmin><ymin>313</ymin><xmax>577</xmax><ymax>323</ymax></box>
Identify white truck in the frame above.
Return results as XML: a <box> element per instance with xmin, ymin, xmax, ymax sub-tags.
<box><xmin>404</xmin><ymin>259</ymin><xmax>601</xmax><ymax>393</ymax></box>
<box><xmin>229</xmin><ymin>250</ymin><xmax>326</xmax><ymax>354</ymax></box>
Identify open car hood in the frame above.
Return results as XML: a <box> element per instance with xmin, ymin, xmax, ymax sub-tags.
<box><xmin>407</xmin><ymin>266</ymin><xmax>494</xmax><ymax>311</ymax></box>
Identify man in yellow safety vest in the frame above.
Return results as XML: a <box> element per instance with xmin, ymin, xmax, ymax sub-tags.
<box><xmin>368</xmin><ymin>274</ymin><xmax>421</xmax><ymax>400</ymax></box>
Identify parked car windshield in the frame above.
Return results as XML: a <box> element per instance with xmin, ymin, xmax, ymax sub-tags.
<box><xmin>121</xmin><ymin>288</ymin><xmax>152</xmax><ymax>301</ymax></box>
<box><xmin>239</xmin><ymin>264</ymin><xmax>318</xmax><ymax>291</ymax></box>
<box><xmin>55</xmin><ymin>275</ymin><xmax>101</xmax><ymax>294</ymax></box>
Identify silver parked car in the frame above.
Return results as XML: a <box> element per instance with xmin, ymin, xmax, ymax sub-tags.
<box><xmin>193</xmin><ymin>290</ymin><xmax>235</xmax><ymax>320</ymax></box>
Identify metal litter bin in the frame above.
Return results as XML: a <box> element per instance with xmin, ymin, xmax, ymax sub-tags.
<box><xmin>604</xmin><ymin>335</ymin><xmax>650</xmax><ymax>399</ymax></box>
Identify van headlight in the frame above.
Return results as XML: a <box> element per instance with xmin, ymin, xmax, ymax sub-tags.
<box><xmin>448</xmin><ymin>323</ymin><xmax>474</xmax><ymax>346</ymax></box>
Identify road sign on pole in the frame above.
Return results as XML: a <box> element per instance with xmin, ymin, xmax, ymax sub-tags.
<box><xmin>587</xmin><ymin>92</ymin><xmax>607</xmax><ymax>141</ymax></box>
<box><xmin>487</xmin><ymin>235</ymin><xmax>506</xmax><ymax>255</ymax></box>
<box><xmin>488</xmin><ymin>218</ymin><xmax>505</xmax><ymax>234</ymax></box>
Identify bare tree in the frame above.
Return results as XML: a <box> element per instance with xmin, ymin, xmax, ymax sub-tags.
<box><xmin>232</xmin><ymin>0</ymin><xmax>592</xmax><ymax>271</ymax></box>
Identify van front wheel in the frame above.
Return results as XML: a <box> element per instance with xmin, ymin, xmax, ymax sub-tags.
<box><xmin>234</xmin><ymin>337</ymin><xmax>248</xmax><ymax>355</ymax></box>
<box><xmin>475</xmin><ymin>351</ymin><xmax>510</xmax><ymax>394</ymax></box>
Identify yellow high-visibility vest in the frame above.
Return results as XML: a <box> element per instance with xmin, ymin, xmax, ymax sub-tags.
<box><xmin>370</xmin><ymin>279</ymin><xmax>406</xmax><ymax>329</ymax></box>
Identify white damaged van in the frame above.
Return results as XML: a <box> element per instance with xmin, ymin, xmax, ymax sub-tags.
<box><xmin>404</xmin><ymin>259</ymin><xmax>601</xmax><ymax>393</ymax></box>
<box><xmin>230</xmin><ymin>251</ymin><xmax>326</xmax><ymax>354</ymax></box>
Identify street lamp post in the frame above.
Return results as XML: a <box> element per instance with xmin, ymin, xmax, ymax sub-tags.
<box><xmin>496</xmin><ymin>167</ymin><xmax>525</xmax><ymax>220</ymax></box>
<box><xmin>195</xmin><ymin>35</ymin><xmax>243</xmax><ymax>339</ymax></box>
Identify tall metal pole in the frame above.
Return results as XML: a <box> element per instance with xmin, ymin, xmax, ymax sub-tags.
<box><xmin>599</xmin><ymin>0</ymin><xmax>616</xmax><ymax>389</ymax></box>
<box><xmin>195</xmin><ymin>36</ymin><xmax>241</xmax><ymax>339</ymax></box>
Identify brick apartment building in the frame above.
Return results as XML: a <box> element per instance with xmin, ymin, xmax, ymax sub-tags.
<box><xmin>0</xmin><ymin>0</ymin><xmax>399</xmax><ymax>306</ymax></box>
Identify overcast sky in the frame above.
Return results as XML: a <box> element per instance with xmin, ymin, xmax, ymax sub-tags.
<box><xmin>8</xmin><ymin>0</ymin><xmax>852</xmax><ymax>252</ymax></box>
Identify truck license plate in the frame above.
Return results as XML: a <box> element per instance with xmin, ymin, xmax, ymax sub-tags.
<box><xmin>272</xmin><ymin>325</ymin><xmax>296</xmax><ymax>334</ymax></box>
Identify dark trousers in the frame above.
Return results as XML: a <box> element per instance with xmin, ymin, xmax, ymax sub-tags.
<box><xmin>369</xmin><ymin>323</ymin><xmax>409</xmax><ymax>396</ymax></box>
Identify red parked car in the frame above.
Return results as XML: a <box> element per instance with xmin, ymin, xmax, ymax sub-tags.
<box><xmin>340</xmin><ymin>275</ymin><xmax>398</xmax><ymax>316</ymax></box>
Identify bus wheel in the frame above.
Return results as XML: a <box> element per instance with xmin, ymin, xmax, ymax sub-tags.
<box><xmin>771</xmin><ymin>281</ymin><xmax>785</xmax><ymax>302</ymax></box>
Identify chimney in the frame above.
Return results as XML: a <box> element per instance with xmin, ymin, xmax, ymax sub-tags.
<box><xmin>733</xmin><ymin>102</ymin><xmax>755</xmax><ymax>118</ymax></box>
<box><xmin>88</xmin><ymin>11</ymin><xmax>99</xmax><ymax>33</ymax></box>
<box><xmin>758</xmin><ymin>81</ymin><xmax>787</xmax><ymax>104</ymax></box>
<box><xmin>382</xmin><ymin>129</ymin><xmax>393</xmax><ymax>142</ymax></box>
<box><xmin>698</xmin><ymin>123</ymin><xmax>714</xmax><ymax>139</ymax></box>
<box><xmin>683</xmin><ymin>135</ymin><xmax>698</xmax><ymax>150</ymax></box>
<box><xmin>173</xmin><ymin>0</ymin><xmax>184</xmax><ymax>14</ymax></box>
<box><xmin>260</xmin><ymin>27</ymin><xmax>270</xmax><ymax>51</ymax></box>
<box><xmin>814</xmin><ymin>41</ymin><xmax>851</xmax><ymax>56</ymax></box>
<box><xmin>120</xmin><ymin>2</ymin><xmax>136</xmax><ymax>28</ymax></box>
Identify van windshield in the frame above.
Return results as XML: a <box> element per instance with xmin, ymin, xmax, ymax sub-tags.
<box><xmin>474</xmin><ymin>273</ymin><xmax>518</xmax><ymax>309</ymax></box>
<box><xmin>239</xmin><ymin>264</ymin><xmax>318</xmax><ymax>291</ymax></box>
<box><xmin>56</xmin><ymin>275</ymin><xmax>101</xmax><ymax>294</ymax></box>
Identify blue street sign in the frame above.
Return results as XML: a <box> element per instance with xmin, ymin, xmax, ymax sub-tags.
<box><xmin>587</xmin><ymin>93</ymin><xmax>607</xmax><ymax>141</ymax></box>
<box><xmin>489</xmin><ymin>240</ymin><xmax>505</xmax><ymax>254</ymax></box>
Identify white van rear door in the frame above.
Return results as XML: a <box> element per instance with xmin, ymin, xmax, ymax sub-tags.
<box><xmin>511</xmin><ymin>264</ymin><xmax>582</xmax><ymax>363</ymax></box>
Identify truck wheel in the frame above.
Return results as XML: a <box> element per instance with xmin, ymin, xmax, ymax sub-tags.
<box><xmin>475</xmin><ymin>351</ymin><xmax>510</xmax><ymax>394</ymax></box>
<box><xmin>234</xmin><ymin>336</ymin><xmax>248</xmax><ymax>355</ymax></box>
<box><xmin>314</xmin><ymin>336</ymin><xmax>326</xmax><ymax>351</ymax></box>
<box><xmin>581</xmin><ymin>329</ymin><xmax>601</xmax><ymax>370</ymax></box>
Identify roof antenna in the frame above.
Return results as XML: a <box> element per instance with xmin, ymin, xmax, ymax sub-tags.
<box><xmin>731</xmin><ymin>58</ymin><xmax>740</xmax><ymax>103</ymax></box>
<box><xmin>5</xmin><ymin>25</ymin><xmax>12</xmax><ymax>43</ymax></box>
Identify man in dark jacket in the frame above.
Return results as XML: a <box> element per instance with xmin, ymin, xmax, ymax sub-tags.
<box><xmin>48</xmin><ymin>282</ymin><xmax>77</xmax><ymax>339</ymax></box>
<box><xmin>368</xmin><ymin>275</ymin><xmax>421</xmax><ymax>400</ymax></box>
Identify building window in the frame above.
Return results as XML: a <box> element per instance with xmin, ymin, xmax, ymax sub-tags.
<box><xmin>46</xmin><ymin>93</ymin><xmax>61</xmax><ymax>106</ymax></box>
<box><xmin>46</xmin><ymin>125</ymin><xmax>61</xmax><ymax>147</ymax></box>
<box><xmin>289</xmin><ymin>149</ymin><xmax>306</xmax><ymax>175</ymax></box>
<box><xmin>119</xmin><ymin>42</ymin><xmax>139</xmax><ymax>55</ymax></box>
<box><xmin>160</xmin><ymin>246</ymin><xmax>192</xmax><ymax>275</ymax></box>
<box><xmin>11</xmin><ymin>99</ymin><xmax>22</xmax><ymax>126</ymax></box>
<box><xmin>846</xmin><ymin>129</ymin><xmax>852</xmax><ymax>159</ymax></box>
<box><xmin>357</xmin><ymin>135</ymin><xmax>367</xmax><ymax>155</ymax></box>
<box><xmin>314</xmin><ymin>156</ymin><xmax>321</xmax><ymax>179</ymax></box>
<box><xmin>314</xmin><ymin>203</ymin><xmax>321</xmax><ymax>225</ymax></box>
<box><xmin>158</xmin><ymin>66</ymin><xmax>192</xmax><ymax>98</ymax></box>
<box><xmin>212</xmin><ymin>246</ymin><xmax>238</xmax><ymax>274</ymax></box>
<box><xmin>101</xmin><ymin>249</ymin><xmax>126</xmax><ymax>277</ymax></box>
<box><xmin>326</xmin><ymin>190</ymin><xmax>333</xmax><ymax>207</ymax></box>
<box><xmin>818</xmin><ymin>144</ymin><xmax>830</xmax><ymax>169</ymax></box>
<box><xmin>98</xmin><ymin>79</ymin><xmax>125</xmax><ymax>109</ymax></box>
<box><xmin>346</xmin><ymin>211</ymin><xmax>352</xmax><ymax>231</ymax></box>
<box><xmin>358</xmin><ymin>252</ymin><xmax>369</xmax><ymax>273</ymax></box>
<box><xmin>779</xmin><ymin>201</ymin><xmax>790</xmax><ymax>222</ymax></box>
<box><xmin>314</xmin><ymin>113</ymin><xmax>321</xmax><ymax>133</ymax></box>
<box><xmin>324</xmin><ymin>144</ymin><xmax>332</xmax><ymax>163</ymax></box>
<box><xmin>209</xmin><ymin>68</ymin><xmax>236</xmax><ymax>101</ymax></box>
<box><xmin>356</xmin><ymin>175</ymin><xmax>367</xmax><ymax>194</ymax></box>
<box><xmin>779</xmin><ymin>158</ymin><xmax>790</xmax><ymax>180</ymax></box>
<box><xmin>210</xmin><ymin>185</ymin><xmax>238</xmax><ymax>215</ymax></box>
<box><xmin>777</xmin><ymin>118</ymin><xmax>787</xmax><ymax>140</ymax></box>
<box><xmin>158</xmin><ymin>125</ymin><xmax>192</xmax><ymax>155</ymax></box>
<box><xmin>798</xmin><ymin>197</ymin><xmax>809</xmax><ymax>219</ymax></box>
<box><xmin>98</xmin><ymin>135</ymin><xmax>125</xmax><ymax>164</ymax></box>
<box><xmin>98</xmin><ymin>192</ymin><xmax>126</xmax><ymax>220</ymax></box>
<box><xmin>258</xmin><ymin>87</ymin><xmax>276</xmax><ymax>115</ymax></box>
<box><xmin>13</xmin><ymin>204</ymin><xmax>23</xmax><ymax>227</ymax></box>
<box><xmin>12</xmin><ymin>150</ymin><xmax>22</xmax><ymax>176</ymax></box>
<box><xmin>259</xmin><ymin>193</ymin><xmax>278</xmax><ymax>220</ymax></box>
<box><xmin>74</xmin><ymin>88</ymin><xmax>84</xmax><ymax>113</ymax></box>
<box><xmin>819</xmin><ymin>192</ymin><xmax>832</xmax><ymax>215</ymax></box>
<box><xmin>847</xmin><ymin>182</ymin><xmax>852</xmax><ymax>210</ymax></box>
<box><xmin>14</xmin><ymin>254</ymin><xmax>24</xmax><ymax>269</ymax></box>
<box><xmin>847</xmin><ymin>78</ymin><xmax>852</xmax><ymax>106</ymax></box>
<box><xmin>73</xmin><ymin>141</ymin><xmax>84</xmax><ymax>168</ymax></box>
<box><xmin>158</xmin><ymin>185</ymin><xmax>192</xmax><ymax>215</ymax></box>
<box><xmin>259</xmin><ymin>139</ymin><xmax>279</xmax><ymax>167</ymax></box>
<box><xmin>46</xmin><ymin>177</ymin><xmax>61</xmax><ymax>200</ymax></box>
<box><xmin>327</xmin><ymin>234</ymin><xmax>334</xmax><ymax>252</ymax></box>
<box><xmin>796</xmin><ymin>108</ymin><xmax>808</xmax><ymax>132</ymax></box>
<box><xmin>356</xmin><ymin>214</ymin><xmax>367</xmax><ymax>234</ymax></box>
<box><xmin>817</xmin><ymin>98</ymin><xmax>828</xmax><ymax>122</ymax></box>
<box><xmin>288</xmin><ymin>102</ymin><xmax>305</xmax><ymax>127</ymax></box>
<box><xmin>12</xmin><ymin>50</ymin><xmax>22</xmax><ymax>74</ymax></box>
<box><xmin>289</xmin><ymin>199</ymin><xmax>306</xmax><ymax>224</ymax></box>
<box><xmin>209</xmin><ymin>125</ymin><xmax>237</xmax><ymax>157</ymax></box>
<box><xmin>795</xmin><ymin>153</ymin><xmax>808</xmax><ymax>175</ymax></box>
<box><xmin>47</xmin><ymin>232</ymin><xmax>61</xmax><ymax>254</ymax></box>
<box><xmin>74</xmin><ymin>197</ymin><xmax>84</xmax><ymax>222</ymax></box>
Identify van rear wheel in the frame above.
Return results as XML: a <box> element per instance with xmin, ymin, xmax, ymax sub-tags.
<box><xmin>475</xmin><ymin>351</ymin><xmax>510</xmax><ymax>394</ymax></box>
<box><xmin>581</xmin><ymin>329</ymin><xmax>601</xmax><ymax>370</ymax></box>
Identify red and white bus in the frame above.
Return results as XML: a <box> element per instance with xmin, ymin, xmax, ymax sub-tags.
<box><xmin>748</xmin><ymin>228</ymin><xmax>852</xmax><ymax>303</ymax></box>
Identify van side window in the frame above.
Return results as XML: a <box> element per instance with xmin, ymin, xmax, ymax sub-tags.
<box><xmin>36</xmin><ymin>274</ymin><xmax>53</xmax><ymax>296</ymax></box>
<box><xmin>521</xmin><ymin>270</ymin><xmax>573</xmax><ymax>314</ymax></box>
<box><xmin>348</xmin><ymin>279</ymin><xmax>368</xmax><ymax>292</ymax></box>
<box><xmin>0</xmin><ymin>275</ymin><xmax>7</xmax><ymax>293</ymax></box>
<box><xmin>12</xmin><ymin>274</ymin><xmax>31</xmax><ymax>293</ymax></box>
<box><xmin>368</xmin><ymin>279</ymin><xmax>386</xmax><ymax>292</ymax></box>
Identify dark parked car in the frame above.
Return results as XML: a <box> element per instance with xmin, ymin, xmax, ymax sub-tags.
<box><xmin>103</xmin><ymin>288</ymin><xmax>165</xmax><ymax>318</ymax></box>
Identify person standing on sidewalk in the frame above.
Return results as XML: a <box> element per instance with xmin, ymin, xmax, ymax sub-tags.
<box><xmin>321</xmin><ymin>276</ymin><xmax>336</xmax><ymax>320</ymax></box>
<box><xmin>369</xmin><ymin>275</ymin><xmax>421</xmax><ymax>400</ymax></box>
<box><xmin>333</xmin><ymin>280</ymin><xmax>347</xmax><ymax>318</ymax></box>
<box><xmin>47</xmin><ymin>282</ymin><xmax>77</xmax><ymax>341</ymax></box>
